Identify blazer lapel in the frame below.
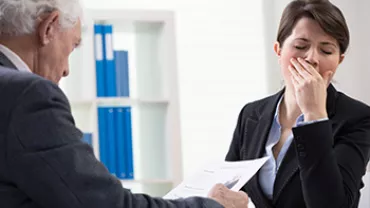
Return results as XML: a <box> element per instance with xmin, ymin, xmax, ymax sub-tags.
<box><xmin>243</xmin><ymin>89</ymin><xmax>284</xmax><ymax>207</ymax></box>
<box><xmin>243</xmin><ymin>89</ymin><xmax>285</xmax><ymax>159</ymax></box>
<box><xmin>271</xmin><ymin>83</ymin><xmax>338</xmax><ymax>203</ymax></box>
<box><xmin>272</xmin><ymin>142</ymin><xmax>299</xmax><ymax>203</ymax></box>
<box><xmin>326</xmin><ymin>84</ymin><xmax>337</xmax><ymax>118</ymax></box>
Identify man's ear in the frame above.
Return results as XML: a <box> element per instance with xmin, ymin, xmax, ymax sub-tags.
<box><xmin>37</xmin><ymin>10</ymin><xmax>60</xmax><ymax>46</ymax></box>
<box><xmin>339</xmin><ymin>54</ymin><xmax>345</xmax><ymax>64</ymax></box>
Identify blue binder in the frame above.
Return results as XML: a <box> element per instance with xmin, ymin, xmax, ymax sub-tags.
<box><xmin>102</xmin><ymin>24</ymin><xmax>117</xmax><ymax>97</ymax></box>
<box><xmin>94</xmin><ymin>24</ymin><xmax>105</xmax><ymax>97</ymax></box>
<box><xmin>97</xmin><ymin>108</ymin><xmax>107</xmax><ymax>167</ymax></box>
<box><xmin>123</xmin><ymin>107</ymin><xmax>134</xmax><ymax>179</ymax></box>
<box><xmin>115</xmin><ymin>107</ymin><xmax>127</xmax><ymax>179</ymax></box>
<box><xmin>114</xmin><ymin>50</ymin><xmax>130</xmax><ymax>97</ymax></box>
<box><xmin>106</xmin><ymin>107</ymin><xmax>117</xmax><ymax>176</ymax></box>
<box><xmin>82</xmin><ymin>133</ymin><xmax>93</xmax><ymax>147</ymax></box>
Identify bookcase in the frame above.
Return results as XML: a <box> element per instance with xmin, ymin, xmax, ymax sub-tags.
<box><xmin>59</xmin><ymin>9</ymin><xmax>183</xmax><ymax>197</ymax></box>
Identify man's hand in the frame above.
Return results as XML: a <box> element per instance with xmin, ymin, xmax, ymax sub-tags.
<box><xmin>207</xmin><ymin>184</ymin><xmax>249</xmax><ymax>208</ymax></box>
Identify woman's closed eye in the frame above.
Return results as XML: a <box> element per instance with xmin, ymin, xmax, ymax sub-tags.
<box><xmin>320</xmin><ymin>47</ymin><xmax>335</xmax><ymax>55</ymax></box>
<box><xmin>294</xmin><ymin>45</ymin><xmax>334</xmax><ymax>55</ymax></box>
<box><xmin>294</xmin><ymin>45</ymin><xmax>307</xmax><ymax>50</ymax></box>
<box><xmin>321</xmin><ymin>49</ymin><xmax>332</xmax><ymax>55</ymax></box>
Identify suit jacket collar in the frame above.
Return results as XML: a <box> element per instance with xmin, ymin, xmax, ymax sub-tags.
<box><xmin>243</xmin><ymin>89</ymin><xmax>283</xmax><ymax>207</ymax></box>
<box><xmin>0</xmin><ymin>51</ymin><xmax>17</xmax><ymax>69</ymax></box>
<box><xmin>244</xmin><ymin>84</ymin><xmax>338</xmax><ymax>206</ymax></box>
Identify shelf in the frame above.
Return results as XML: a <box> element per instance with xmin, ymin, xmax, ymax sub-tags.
<box><xmin>86</xmin><ymin>9</ymin><xmax>173</xmax><ymax>23</ymax></box>
<box><xmin>69</xmin><ymin>98</ymin><xmax>169</xmax><ymax>107</ymax></box>
<box><xmin>69</xmin><ymin>100</ymin><xmax>94</xmax><ymax>106</ymax></box>
<box><xmin>61</xmin><ymin>9</ymin><xmax>183</xmax><ymax>197</ymax></box>
<box><xmin>97</xmin><ymin>98</ymin><xmax>169</xmax><ymax>107</ymax></box>
<box><xmin>120</xmin><ymin>179</ymin><xmax>174</xmax><ymax>197</ymax></box>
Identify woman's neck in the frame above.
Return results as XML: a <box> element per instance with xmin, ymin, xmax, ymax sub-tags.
<box><xmin>279</xmin><ymin>87</ymin><xmax>301</xmax><ymax>128</ymax></box>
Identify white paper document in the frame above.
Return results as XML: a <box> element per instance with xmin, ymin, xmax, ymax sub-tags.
<box><xmin>163</xmin><ymin>157</ymin><xmax>269</xmax><ymax>199</ymax></box>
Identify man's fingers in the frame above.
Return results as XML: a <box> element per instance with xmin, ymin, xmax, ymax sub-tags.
<box><xmin>238</xmin><ymin>191</ymin><xmax>248</xmax><ymax>197</ymax></box>
<box><xmin>207</xmin><ymin>183</ymin><xmax>225</xmax><ymax>197</ymax></box>
<box><xmin>238</xmin><ymin>191</ymin><xmax>249</xmax><ymax>201</ymax></box>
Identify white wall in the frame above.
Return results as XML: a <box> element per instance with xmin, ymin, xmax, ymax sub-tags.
<box><xmin>329</xmin><ymin>0</ymin><xmax>370</xmax><ymax>105</ymax></box>
<box><xmin>81</xmin><ymin>0</ymin><xmax>269</xmax><ymax>178</ymax></box>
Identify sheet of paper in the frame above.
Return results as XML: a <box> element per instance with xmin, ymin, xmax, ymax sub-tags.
<box><xmin>163</xmin><ymin>157</ymin><xmax>269</xmax><ymax>199</ymax></box>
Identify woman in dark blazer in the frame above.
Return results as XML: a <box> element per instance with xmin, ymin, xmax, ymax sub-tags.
<box><xmin>225</xmin><ymin>0</ymin><xmax>370</xmax><ymax>207</ymax></box>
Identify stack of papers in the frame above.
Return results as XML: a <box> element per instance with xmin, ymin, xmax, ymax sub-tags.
<box><xmin>163</xmin><ymin>157</ymin><xmax>269</xmax><ymax>199</ymax></box>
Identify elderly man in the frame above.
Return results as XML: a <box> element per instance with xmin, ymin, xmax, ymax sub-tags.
<box><xmin>0</xmin><ymin>0</ymin><xmax>249</xmax><ymax>207</ymax></box>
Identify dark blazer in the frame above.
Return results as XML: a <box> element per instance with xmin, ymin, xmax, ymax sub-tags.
<box><xmin>226</xmin><ymin>84</ymin><xmax>370</xmax><ymax>208</ymax></box>
<box><xmin>0</xmin><ymin>56</ymin><xmax>223</xmax><ymax>207</ymax></box>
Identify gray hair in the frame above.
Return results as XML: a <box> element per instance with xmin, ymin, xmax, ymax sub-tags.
<box><xmin>0</xmin><ymin>0</ymin><xmax>83</xmax><ymax>36</ymax></box>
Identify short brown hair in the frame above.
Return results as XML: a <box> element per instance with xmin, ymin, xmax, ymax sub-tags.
<box><xmin>276</xmin><ymin>0</ymin><xmax>350</xmax><ymax>54</ymax></box>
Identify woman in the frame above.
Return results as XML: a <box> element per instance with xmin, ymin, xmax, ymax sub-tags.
<box><xmin>225</xmin><ymin>0</ymin><xmax>370</xmax><ymax>207</ymax></box>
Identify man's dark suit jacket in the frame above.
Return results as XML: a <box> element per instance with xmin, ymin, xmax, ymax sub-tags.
<box><xmin>0</xmin><ymin>59</ymin><xmax>223</xmax><ymax>207</ymax></box>
<box><xmin>226</xmin><ymin>84</ymin><xmax>370</xmax><ymax>208</ymax></box>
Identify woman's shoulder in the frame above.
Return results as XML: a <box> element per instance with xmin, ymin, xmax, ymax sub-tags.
<box><xmin>335</xmin><ymin>90</ymin><xmax>370</xmax><ymax>120</ymax></box>
<box><xmin>237</xmin><ymin>91</ymin><xmax>282</xmax><ymax>119</ymax></box>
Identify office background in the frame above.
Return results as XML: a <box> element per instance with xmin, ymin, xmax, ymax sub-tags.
<box><xmin>62</xmin><ymin>0</ymin><xmax>370</xmax><ymax>206</ymax></box>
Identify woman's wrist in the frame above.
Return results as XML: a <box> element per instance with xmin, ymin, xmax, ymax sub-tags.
<box><xmin>303</xmin><ymin>111</ymin><xmax>328</xmax><ymax>122</ymax></box>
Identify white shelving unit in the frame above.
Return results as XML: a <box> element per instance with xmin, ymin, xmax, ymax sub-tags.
<box><xmin>59</xmin><ymin>9</ymin><xmax>183</xmax><ymax>197</ymax></box>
